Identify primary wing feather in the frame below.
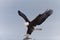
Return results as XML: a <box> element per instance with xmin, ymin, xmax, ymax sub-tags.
<box><xmin>18</xmin><ymin>10</ymin><xmax>30</xmax><ymax>22</ymax></box>
<box><xmin>30</xmin><ymin>9</ymin><xmax>53</xmax><ymax>26</ymax></box>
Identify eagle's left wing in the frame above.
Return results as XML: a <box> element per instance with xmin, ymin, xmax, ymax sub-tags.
<box><xmin>18</xmin><ymin>10</ymin><xmax>30</xmax><ymax>22</ymax></box>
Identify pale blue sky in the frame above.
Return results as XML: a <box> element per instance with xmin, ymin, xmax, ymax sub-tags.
<box><xmin>0</xmin><ymin>0</ymin><xmax>60</xmax><ymax>40</ymax></box>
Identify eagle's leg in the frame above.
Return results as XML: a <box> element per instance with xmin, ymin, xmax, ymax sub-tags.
<box><xmin>34</xmin><ymin>28</ymin><xmax>42</xmax><ymax>30</ymax></box>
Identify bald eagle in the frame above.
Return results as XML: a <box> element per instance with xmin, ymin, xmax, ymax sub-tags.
<box><xmin>18</xmin><ymin>9</ymin><xmax>53</xmax><ymax>39</ymax></box>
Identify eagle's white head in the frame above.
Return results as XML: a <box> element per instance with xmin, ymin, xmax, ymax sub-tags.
<box><xmin>24</xmin><ymin>22</ymin><xmax>29</xmax><ymax>26</ymax></box>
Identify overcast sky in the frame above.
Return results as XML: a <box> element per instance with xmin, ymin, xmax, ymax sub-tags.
<box><xmin>0</xmin><ymin>0</ymin><xmax>60</xmax><ymax>40</ymax></box>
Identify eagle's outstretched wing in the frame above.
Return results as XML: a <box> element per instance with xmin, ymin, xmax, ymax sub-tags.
<box><xmin>18</xmin><ymin>10</ymin><xmax>30</xmax><ymax>22</ymax></box>
<box><xmin>30</xmin><ymin>9</ymin><xmax>53</xmax><ymax>26</ymax></box>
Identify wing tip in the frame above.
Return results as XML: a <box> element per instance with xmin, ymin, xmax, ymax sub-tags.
<box><xmin>47</xmin><ymin>9</ymin><xmax>53</xmax><ymax>12</ymax></box>
<box><xmin>18</xmin><ymin>10</ymin><xmax>20</xmax><ymax>13</ymax></box>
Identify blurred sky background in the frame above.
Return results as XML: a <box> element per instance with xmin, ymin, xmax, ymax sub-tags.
<box><xmin>0</xmin><ymin>0</ymin><xmax>60</xmax><ymax>40</ymax></box>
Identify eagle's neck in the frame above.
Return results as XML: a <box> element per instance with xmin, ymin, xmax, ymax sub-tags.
<box><xmin>24</xmin><ymin>22</ymin><xmax>29</xmax><ymax>26</ymax></box>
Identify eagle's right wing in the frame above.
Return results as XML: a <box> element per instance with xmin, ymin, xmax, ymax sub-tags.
<box><xmin>31</xmin><ymin>9</ymin><xmax>53</xmax><ymax>26</ymax></box>
<box><xmin>18</xmin><ymin>10</ymin><xmax>30</xmax><ymax>22</ymax></box>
